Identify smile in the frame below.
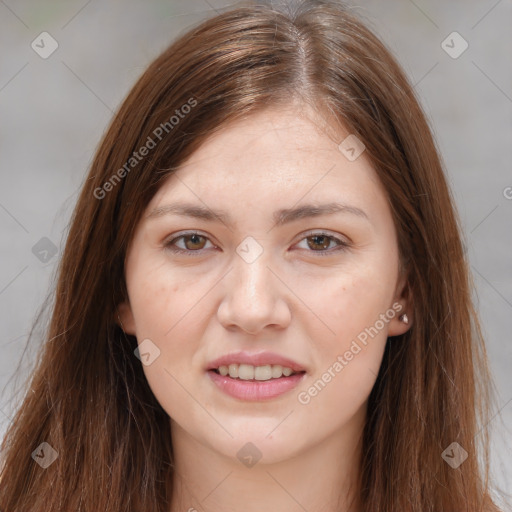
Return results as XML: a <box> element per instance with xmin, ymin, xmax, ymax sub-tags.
<box><xmin>206</xmin><ymin>351</ymin><xmax>307</xmax><ymax>401</ymax></box>
<box><xmin>214</xmin><ymin>363</ymin><xmax>298</xmax><ymax>380</ymax></box>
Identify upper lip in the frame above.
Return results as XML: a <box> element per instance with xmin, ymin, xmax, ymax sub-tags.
<box><xmin>207</xmin><ymin>351</ymin><xmax>306</xmax><ymax>373</ymax></box>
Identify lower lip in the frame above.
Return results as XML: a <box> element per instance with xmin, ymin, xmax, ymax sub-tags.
<box><xmin>207</xmin><ymin>370</ymin><xmax>306</xmax><ymax>401</ymax></box>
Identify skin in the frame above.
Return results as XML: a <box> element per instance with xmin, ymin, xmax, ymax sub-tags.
<box><xmin>118</xmin><ymin>101</ymin><xmax>412</xmax><ymax>512</ymax></box>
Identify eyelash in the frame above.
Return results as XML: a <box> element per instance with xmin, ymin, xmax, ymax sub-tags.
<box><xmin>164</xmin><ymin>231</ymin><xmax>350</xmax><ymax>257</ymax></box>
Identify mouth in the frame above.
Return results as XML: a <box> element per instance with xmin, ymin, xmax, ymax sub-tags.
<box><xmin>209</xmin><ymin>363</ymin><xmax>304</xmax><ymax>381</ymax></box>
<box><xmin>206</xmin><ymin>352</ymin><xmax>307</xmax><ymax>401</ymax></box>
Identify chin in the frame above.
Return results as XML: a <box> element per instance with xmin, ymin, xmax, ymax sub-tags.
<box><xmin>205</xmin><ymin>422</ymin><xmax>310</xmax><ymax>465</ymax></box>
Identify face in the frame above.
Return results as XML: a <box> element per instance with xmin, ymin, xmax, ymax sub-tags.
<box><xmin>118</xmin><ymin>103</ymin><xmax>411</xmax><ymax>464</ymax></box>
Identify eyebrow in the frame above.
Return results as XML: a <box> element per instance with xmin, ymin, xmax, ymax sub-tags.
<box><xmin>147</xmin><ymin>201</ymin><xmax>369</xmax><ymax>227</ymax></box>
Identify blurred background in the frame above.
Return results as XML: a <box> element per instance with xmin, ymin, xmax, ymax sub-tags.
<box><xmin>1</xmin><ymin>0</ymin><xmax>511</xmax><ymax>503</ymax></box>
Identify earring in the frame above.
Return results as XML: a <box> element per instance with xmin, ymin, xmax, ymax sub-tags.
<box><xmin>399</xmin><ymin>313</ymin><xmax>409</xmax><ymax>324</ymax></box>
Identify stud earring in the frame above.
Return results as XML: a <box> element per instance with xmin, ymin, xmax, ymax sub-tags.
<box><xmin>399</xmin><ymin>313</ymin><xmax>409</xmax><ymax>324</ymax></box>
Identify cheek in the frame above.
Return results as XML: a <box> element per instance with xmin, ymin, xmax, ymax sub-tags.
<box><xmin>126</xmin><ymin>259</ymin><xmax>209</xmax><ymax>403</ymax></box>
<box><xmin>308</xmin><ymin>263</ymin><xmax>396</xmax><ymax>350</ymax></box>
<box><xmin>128</xmin><ymin>268</ymin><xmax>209</xmax><ymax>424</ymax></box>
<box><xmin>128</xmin><ymin>256</ymin><xmax>199</xmax><ymax>339</ymax></box>
<box><xmin>296</xmin><ymin>257</ymin><xmax>396</xmax><ymax>407</ymax></box>
<box><xmin>295</xmin><ymin>272</ymin><xmax>390</xmax><ymax>423</ymax></box>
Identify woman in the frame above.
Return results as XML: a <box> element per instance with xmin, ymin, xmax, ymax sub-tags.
<box><xmin>0</xmin><ymin>1</ymin><xmax>506</xmax><ymax>510</ymax></box>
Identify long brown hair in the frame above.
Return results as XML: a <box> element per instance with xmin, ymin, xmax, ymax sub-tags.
<box><xmin>0</xmin><ymin>1</ymin><xmax>506</xmax><ymax>510</ymax></box>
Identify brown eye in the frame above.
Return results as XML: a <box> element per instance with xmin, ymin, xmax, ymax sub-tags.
<box><xmin>182</xmin><ymin>234</ymin><xmax>207</xmax><ymax>250</ymax></box>
<box><xmin>306</xmin><ymin>234</ymin><xmax>332</xmax><ymax>251</ymax></box>
<box><xmin>165</xmin><ymin>232</ymin><xmax>214</xmax><ymax>254</ymax></box>
<box><xmin>295</xmin><ymin>232</ymin><xmax>350</xmax><ymax>256</ymax></box>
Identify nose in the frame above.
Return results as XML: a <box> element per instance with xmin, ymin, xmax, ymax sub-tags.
<box><xmin>217</xmin><ymin>253</ymin><xmax>292</xmax><ymax>335</ymax></box>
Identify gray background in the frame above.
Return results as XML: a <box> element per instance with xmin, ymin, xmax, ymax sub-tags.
<box><xmin>1</xmin><ymin>0</ymin><xmax>511</xmax><ymax>503</ymax></box>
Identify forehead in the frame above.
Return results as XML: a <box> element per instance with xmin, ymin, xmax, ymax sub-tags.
<box><xmin>149</xmin><ymin>105</ymin><xmax>384</xmax><ymax>209</ymax></box>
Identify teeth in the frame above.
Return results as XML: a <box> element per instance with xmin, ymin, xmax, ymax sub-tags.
<box><xmin>238</xmin><ymin>364</ymin><xmax>254</xmax><ymax>380</ymax></box>
<box><xmin>216</xmin><ymin>363</ymin><xmax>297</xmax><ymax>380</ymax></box>
<box><xmin>254</xmin><ymin>365</ymin><xmax>272</xmax><ymax>381</ymax></box>
<box><xmin>228</xmin><ymin>364</ymin><xmax>238</xmax><ymax>378</ymax></box>
<box><xmin>271</xmin><ymin>365</ymin><xmax>283</xmax><ymax>378</ymax></box>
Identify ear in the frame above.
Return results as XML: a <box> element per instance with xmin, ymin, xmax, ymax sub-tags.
<box><xmin>116</xmin><ymin>301</ymin><xmax>137</xmax><ymax>336</ymax></box>
<box><xmin>387</xmin><ymin>269</ymin><xmax>413</xmax><ymax>337</ymax></box>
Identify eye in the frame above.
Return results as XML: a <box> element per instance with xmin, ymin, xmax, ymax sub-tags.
<box><xmin>164</xmin><ymin>232</ymin><xmax>215</xmax><ymax>255</ymax></box>
<box><xmin>164</xmin><ymin>230</ymin><xmax>350</xmax><ymax>256</ymax></box>
<box><xmin>294</xmin><ymin>231</ymin><xmax>350</xmax><ymax>256</ymax></box>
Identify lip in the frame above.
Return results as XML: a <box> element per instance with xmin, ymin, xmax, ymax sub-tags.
<box><xmin>206</xmin><ymin>351</ymin><xmax>306</xmax><ymax>373</ymax></box>
<box><xmin>206</xmin><ymin>350</ymin><xmax>307</xmax><ymax>401</ymax></box>
<box><xmin>208</xmin><ymin>370</ymin><xmax>306</xmax><ymax>401</ymax></box>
